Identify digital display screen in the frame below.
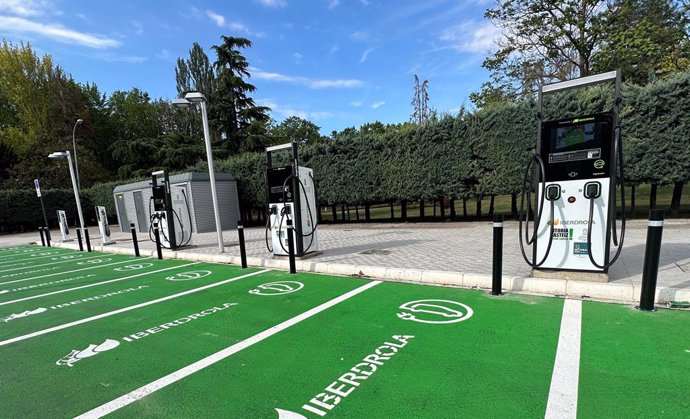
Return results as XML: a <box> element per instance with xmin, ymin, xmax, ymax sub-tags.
<box><xmin>553</xmin><ymin>123</ymin><xmax>595</xmax><ymax>151</ymax></box>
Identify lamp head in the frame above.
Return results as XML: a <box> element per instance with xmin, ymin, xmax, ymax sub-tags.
<box><xmin>184</xmin><ymin>91</ymin><xmax>207</xmax><ymax>103</ymax></box>
<box><xmin>48</xmin><ymin>151</ymin><xmax>68</xmax><ymax>159</ymax></box>
<box><xmin>76</xmin><ymin>119</ymin><xmax>83</xmax><ymax>124</ymax></box>
<box><xmin>171</xmin><ymin>98</ymin><xmax>192</xmax><ymax>109</ymax></box>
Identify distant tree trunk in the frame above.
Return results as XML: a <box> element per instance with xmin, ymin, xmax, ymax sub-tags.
<box><xmin>440</xmin><ymin>197</ymin><xmax>446</xmax><ymax>220</ymax></box>
<box><xmin>449</xmin><ymin>198</ymin><xmax>456</xmax><ymax>220</ymax></box>
<box><xmin>341</xmin><ymin>205</ymin><xmax>346</xmax><ymax>221</ymax></box>
<box><xmin>419</xmin><ymin>199</ymin><xmax>425</xmax><ymax>220</ymax></box>
<box><xmin>488</xmin><ymin>195</ymin><xmax>495</xmax><ymax>217</ymax></box>
<box><xmin>331</xmin><ymin>205</ymin><xmax>337</xmax><ymax>222</ymax></box>
<box><xmin>390</xmin><ymin>201</ymin><xmax>394</xmax><ymax>220</ymax></box>
<box><xmin>365</xmin><ymin>203</ymin><xmax>371</xmax><ymax>221</ymax></box>
<box><xmin>511</xmin><ymin>193</ymin><xmax>518</xmax><ymax>216</ymax></box>
<box><xmin>355</xmin><ymin>205</ymin><xmax>360</xmax><ymax>221</ymax></box>
<box><xmin>401</xmin><ymin>200</ymin><xmax>407</xmax><ymax>221</ymax></box>
<box><xmin>347</xmin><ymin>204</ymin><xmax>351</xmax><ymax>221</ymax></box>
<box><xmin>317</xmin><ymin>205</ymin><xmax>323</xmax><ymax>224</ymax></box>
<box><xmin>650</xmin><ymin>184</ymin><xmax>658</xmax><ymax>209</ymax></box>
<box><xmin>462</xmin><ymin>198</ymin><xmax>467</xmax><ymax>218</ymax></box>
<box><xmin>433</xmin><ymin>196</ymin><xmax>437</xmax><ymax>218</ymax></box>
<box><xmin>475</xmin><ymin>198</ymin><xmax>482</xmax><ymax>217</ymax></box>
<box><xmin>671</xmin><ymin>182</ymin><xmax>684</xmax><ymax>214</ymax></box>
<box><xmin>630</xmin><ymin>185</ymin><xmax>636</xmax><ymax>215</ymax></box>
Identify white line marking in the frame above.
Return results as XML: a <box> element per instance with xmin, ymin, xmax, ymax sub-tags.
<box><xmin>0</xmin><ymin>258</ymin><xmax>148</xmax><ymax>286</ymax></box>
<box><xmin>545</xmin><ymin>299</ymin><xmax>582</xmax><ymax>419</ymax></box>
<box><xmin>75</xmin><ymin>280</ymin><xmax>381</xmax><ymax>418</ymax></box>
<box><xmin>0</xmin><ymin>262</ymin><xmax>199</xmax><ymax>306</ymax></box>
<box><xmin>0</xmin><ymin>254</ymin><xmax>105</xmax><ymax>273</ymax></box>
<box><xmin>0</xmin><ymin>269</ymin><xmax>269</xmax><ymax>347</ymax></box>
<box><xmin>0</xmin><ymin>249</ymin><xmax>73</xmax><ymax>262</ymax></box>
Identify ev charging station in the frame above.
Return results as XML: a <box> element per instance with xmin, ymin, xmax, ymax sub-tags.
<box><xmin>265</xmin><ymin>142</ymin><xmax>319</xmax><ymax>257</ymax></box>
<box><xmin>95</xmin><ymin>206</ymin><xmax>114</xmax><ymax>245</ymax></box>
<box><xmin>57</xmin><ymin>210</ymin><xmax>72</xmax><ymax>242</ymax></box>
<box><xmin>150</xmin><ymin>170</ymin><xmax>192</xmax><ymax>249</ymax></box>
<box><xmin>519</xmin><ymin>70</ymin><xmax>625</xmax><ymax>275</ymax></box>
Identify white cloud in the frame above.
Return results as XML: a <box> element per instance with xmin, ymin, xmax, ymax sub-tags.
<box><xmin>0</xmin><ymin>0</ymin><xmax>53</xmax><ymax>17</ymax></box>
<box><xmin>156</xmin><ymin>49</ymin><xmax>173</xmax><ymax>61</ymax></box>
<box><xmin>94</xmin><ymin>53</ymin><xmax>147</xmax><ymax>63</ymax></box>
<box><xmin>360</xmin><ymin>46</ymin><xmax>376</xmax><ymax>63</ymax></box>
<box><xmin>0</xmin><ymin>15</ymin><xmax>120</xmax><ymax>48</ymax></box>
<box><xmin>371</xmin><ymin>101</ymin><xmax>385</xmax><ymax>109</ymax></box>
<box><xmin>439</xmin><ymin>20</ymin><xmax>502</xmax><ymax>53</ymax></box>
<box><xmin>350</xmin><ymin>30</ymin><xmax>368</xmax><ymax>41</ymax></box>
<box><xmin>328</xmin><ymin>45</ymin><xmax>339</xmax><ymax>56</ymax></box>
<box><xmin>349</xmin><ymin>101</ymin><xmax>363</xmax><ymax>108</ymax></box>
<box><xmin>256</xmin><ymin>98</ymin><xmax>334</xmax><ymax>121</ymax></box>
<box><xmin>131</xmin><ymin>21</ymin><xmax>143</xmax><ymax>35</ymax></box>
<box><xmin>205</xmin><ymin>10</ymin><xmax>265</xmax><ymax>38</ymax></box>
<box><xmin>293</xmin><ymin>52</ymin><xmax>303</xmax><ymax>60</ymax></box>
<box><xmin>252</xmin><ymin>68</ymin><xmax>364</xmax><ymax>89</ymax></box>
<box><xmin>328</xmin><ymin>0</ymin><xmax>340</xmax><ymax>10</ymax></box>
<box><xmin>256</xmin><ymin>0</ymin><xmax>287</xmax><ymax>7</ymax></box>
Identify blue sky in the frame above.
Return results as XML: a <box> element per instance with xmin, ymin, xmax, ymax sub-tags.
<box><xmin>0</xmin><ymin>0</ymin><xmax>501</xmax><ymax>134</ymax></box>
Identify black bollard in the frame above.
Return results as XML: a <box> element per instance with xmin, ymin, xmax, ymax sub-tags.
<box><xmin>39</xmin><ymin>227</ymin><xmax>46</xmax><ymax>247</ymax></box>
<box><xmin>76</xmin><ymin>228</ymin><xmax>84</xmax><ymax>251</ymax></box>
<box><xmin>492</xmin><ymin>214</ymin><xmax>504</xmax><ymax>296</ymax></box>
<box><xmin>84</xmin><ymin>228</ymin><xmax>92</xmax><ymax>252</ymax></box>
<box><xmin>130</xmin><ymin>223</ymin><xmax>140</xmax><ymax>257</ymax></box>
<box><xmin>238</xmin><ymin>224</ymin><xmax>247</xmax><ymax>269</ymax></box>
<box><xmin>153</xmin><ymin>222</ymin><xmax>163</xmax><ymax>260</ymax></box>
<box><xmin>46</xmin><ymin>228</ymin><xmax>51</xmax><ymax>247</ymax></box>
<box><xmin>639</xmin><ymin>209</ymin><xmax>664</xmax><ymax>311</ymax></box>
<box><xmin>286</xmin><ymin>218</ymin><xmax>296</xmax><ymax>274</ymax></box>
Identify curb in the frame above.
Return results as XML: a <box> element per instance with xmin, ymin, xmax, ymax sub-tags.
<box><xmin>50</xmin><ymin>242</ymin><xmax>687</xmax><ymax>306</ymax></box>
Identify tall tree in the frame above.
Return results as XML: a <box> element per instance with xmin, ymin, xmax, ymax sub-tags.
<box><xmin>411</xmin><ymin>74</ymin><xmax>430</xmax><ymax>125</ymax></box>
<box><xmin>211</xmin><ymin>36</ymin><xmax>270</xmax><ymax>153</ymax></box>
<box><xmin>269</xmin><ymin>116</ymin><xmax>326</xmax><ymax>145</ymax></box>
<box><xmin>472</xmin><ymin>0</ymin><xmax>608</xmax><ymax>107</ymax></box>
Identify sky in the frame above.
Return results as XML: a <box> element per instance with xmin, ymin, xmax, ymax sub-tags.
<box><xmin>0</xmin><ymin>0</ymin><xmax>501</xmax><ymax>135</ymax></box>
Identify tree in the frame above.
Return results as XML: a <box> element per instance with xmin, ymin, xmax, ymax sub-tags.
<box><xmin>474</xmin><ymin>0</ymin><xmax>609</xmax><ymax>107</ymax></box>
<box><xmin>269</xmin><ymin>116</ymin><xmax>326</xmax><ymax>145</ymax></box>
<box><xmin>411</xmin><ymin>74</ymin><xmax>430</xmax><ymax>125</ymax></box>
<box><xmin>211</xmin><ymin>36</ymin><xmax>271</xmax><ymax>153</ymax></box>
<box><xmin>592</xmin><ymin>0</ymin><xmax>690</xmax><ymax>84</ymax></box>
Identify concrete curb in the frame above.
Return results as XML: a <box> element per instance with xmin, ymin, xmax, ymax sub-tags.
<box><xmin>50</xmin><ymin>242</ymin><xmax>683</xmax><ymax>306</ymax></box>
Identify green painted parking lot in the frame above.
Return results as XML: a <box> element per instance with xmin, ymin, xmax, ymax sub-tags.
<box><xmin>0</xmin><ymin>245</ymin><xmax>688</xmax><ymax>418</ymax></box>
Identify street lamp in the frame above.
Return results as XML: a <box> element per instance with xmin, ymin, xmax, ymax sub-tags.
<box><xmin>172</xmin><ymin>92</ymin><xmax>224</xmax><ymax>253</ymax></box>
<box><xmin>72</xmin><ymin>119</ymin><xmax>83</xmax><ymax>190</ymax></box>
<box><xmin>48</xmin><ymin>150</ymin><xmax>86</xmax><ymax>241</ymax></box>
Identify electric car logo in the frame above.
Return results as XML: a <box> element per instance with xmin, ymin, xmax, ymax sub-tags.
<box><xmin>1</xmin><ymin>307</ymin><xmax>47</xmax><ymax>323</ymax></box>
<box><xmin>165</xmin><ymin>271</ymin><xmax>212</xmax><ymax>281</ymax></box>
<box><xmin>114</xmin><ymin>263</ymin><xmax>153</xmax><ymax>272</ymax></box>
<box><xmin>594</xmin><ymin>159</ymin><xmax>605</xmax><ymax>169</ymax></box>
<box><xmin>568</xmin><ymin>171</ymin><xmax>578</xmax><ymax>178</ymax></box>
<box><xmin>77</xmin><ymin>258</ymin><xmax>111</xmax><ymax>265</ymax></box>
<box><xmin>396</xmin><ymin>299</ymin><xmax>473</xmax><ymax>324</ymax></box>
<box><xmin>30</xmin><ymin>252</ymin><xmax>54</xmax><ymax>257</ymax></box>
<box><xmin>249</xmin><ymin>281</ymin><xmax>304</xmax><ymax>296</ymax></box>
<box><xmin>56</xmin><ymin>339</ymin><xmax>120</xmax><ymax>367</ymax></box>
<box><xmin>52</xmin><ymin>255</ymin><xmax>77</xmax><ymax>260</ymax></box>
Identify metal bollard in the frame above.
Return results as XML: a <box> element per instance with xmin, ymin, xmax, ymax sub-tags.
<box><xmin>153</xmin><ymin>222</ymin><xmax>163</xmax><ymax>260</ymax></box>
<box><xmin>39</xmin><ymin>227</ymin><xmax>46</xmax><ymax>247</ymax></box>
<box><xmin>286</xmin><ymin>218</ymin><xmax>296</xmax><ymax>274</ymax></box>
<box><xmin>84</xmin><ymin>228</ymin><xmax>92</xmax><ymax>252</ymax></box>
<box><xmin>46</xmin><ymin>228</ymin><xmax>51</xmax><ymax>247</ymax></box>
<box><xmin>130</xmin><ymin>223</ymin><xmax>140</xmax><ymax>257</ymax></box>
<box><xmin>492</xmin><ymin>214</ymin><xmax>504</xmax><ymax>296</ymax></box>
<box><xmin>76</xmin><ymin>228</ymin><xmax>84</xmax><ymax>251</ymax></box>
<box><xmin>238</xmin><ymin>224</ymin><xmax>247</xmax><ymax>269</ymax></box>
<box><xmin>639</xmin><ymin>209</ymin><xmax>664</xmax><ymax>311</ymax></box>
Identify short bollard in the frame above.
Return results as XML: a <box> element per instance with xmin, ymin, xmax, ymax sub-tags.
<box><xmin>39</xmin><ymin>227</ymin><xmax>46</xmax><ymax>247</ymax></box>
<box><xmin>639</xmin><ymin>209</ymin><xmax>665</xmax><ymax>311</ymax></box>
<box><xmin>76</xmin><ymin>228</ymin><xmax>84</xmax><ymax>251</ymax></box>
<box><xmin>46</xmin><ymin>228</ymin><xmax>51</xmax><ymax>247</ymax></box>
<box><xmin>238</xmin><ymin>224</ymin><xmax>247</xmax><ymax>269</ymax></box>
<box><xmin>286</xmin><ymin>218</ymin><xmax>296</xmax><ymax>274</ymax></box>
<box><xmin>130</xmin><ymin>223</ymin><xmax>140</xmax><ymax>257</ymax></box>
<box><xmin>492</xmin><ymin>214</ymin><xmax>504</xmax><ymax>296</ymax></box>
<box><xmin>84</xmin><ymin>228</ymin><xmax>92</xmax><ymax>252</ymax></box>
<box><xmin>153</xmin><ymin>222</ymin><xmax>163</xmax><ymax>260</ymax></box>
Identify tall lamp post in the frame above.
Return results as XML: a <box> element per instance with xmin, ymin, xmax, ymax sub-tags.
<box><xmin>48</xmin><ymin>151</ymin><xmax>86</xmax><ymax>241</ymax></box>
<box><xmin>72</xmin><ymin>119</ymin><xmax>83</xmax><ymax>190</ymax></box>
<box><xmin>172</xmin><ymin>92</ymin><xmax>224</xmax><ymax>253</ymax></box>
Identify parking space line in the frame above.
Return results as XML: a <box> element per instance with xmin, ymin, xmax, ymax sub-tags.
<box><xmin>0</xmin><ymin>261</ymin><xmax>200</xmax><ymax>306</ymax></box>
<box><xmin>545</xmin><ymin>299</ymin><xmax>582</xmax><ymax>419</ymax></box>
<box><xmin>74</xmin><ymin>280</ymin><xmax>382</xmax><ymax>419</ymax></box>
<box><xmin>0</xmin><ymin>250</ymin><xmax>73</xmax><ymax>262</ymax></box>
<box><xmin>0</xmin><ymin>269</ymin><xmax>269</xmax><ymax>347</ymax></box>
<box><xmin>0</xmin><ymin>258</ymin><xmax>149</xmax><ymax>286</ymax></box>
<box><xmin>0</xmin><ymin>254</ymin><xmax>106</xmax><ymax>273</ymax></box>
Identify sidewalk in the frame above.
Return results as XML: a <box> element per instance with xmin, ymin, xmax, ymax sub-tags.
<box><xmin>6</xmin><ymin>219</ymin><xmax>690</xmax><ymax>305</ymax></box>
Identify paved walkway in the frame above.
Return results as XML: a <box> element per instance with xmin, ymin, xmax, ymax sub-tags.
<box><xmin>4</xmin><ymin>219</ymin><xmax>689</xmax><ymax>305</ymax></box>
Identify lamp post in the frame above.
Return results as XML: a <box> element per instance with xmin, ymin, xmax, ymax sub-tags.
<box><xmin>48</xmin><ymin>150</ymin><xmax>86</xmax><ymax>241</ymax></box>
<box><xmin>172</xmin><ymin>92</ymin><xmax>224</xmax><ymax>253</ymax></box>
<box><xmin>72</xmin><ymin>119</ymin><xmax>83</xmax><ymax>190</ymax></box>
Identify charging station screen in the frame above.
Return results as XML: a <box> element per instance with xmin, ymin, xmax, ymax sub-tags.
<box><xmin>553</xmin><ymin>123</ymin><xmax>595</xmax><ymax>151</ymax></box>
